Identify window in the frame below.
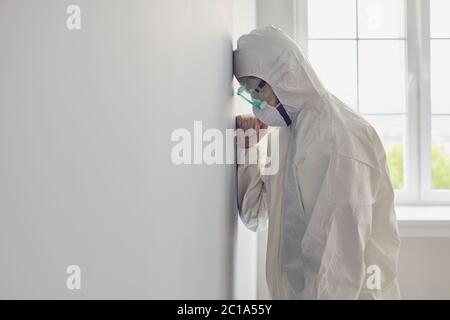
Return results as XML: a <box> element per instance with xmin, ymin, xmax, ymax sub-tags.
<box><xmin>296</xmin><ymin>0</ymin><xmax>450</xmax><ymax>204</ymax></box>
<box><xmin>430</xmin><ymin>0</ymin><xmax>450</xmax><ymax>193</ymax></box>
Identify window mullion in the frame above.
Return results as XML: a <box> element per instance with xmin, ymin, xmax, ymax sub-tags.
<box><xmin>295</xmin><ymin>0</ymin><xmax>309</xmax><ymax>55</ymax></box>
<box><xmin>418</xmin><ymin>0</ymin><xmax>433</xmax><ymax>201</ymax></box>
<box><xmin>396</xmin><ymin>0</ymin><xmax>422</xmax><ymax>204</ymax></box>
<box><xmin>355</xmin><ymin>0</ymin><xmax>360</xmax><ymax>113</ymax></box>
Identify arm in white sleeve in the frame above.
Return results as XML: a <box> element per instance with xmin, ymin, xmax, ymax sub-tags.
<box><xmin>236</xmin><ymin>136</ymin><xmax>269</xmax><ymax>233</ymax></box>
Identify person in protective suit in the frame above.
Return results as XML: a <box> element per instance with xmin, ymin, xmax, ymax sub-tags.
<box><xmin>234</xmin><ymin>26</ymin><xmax>401</xmax><ymax>300</ymax></box>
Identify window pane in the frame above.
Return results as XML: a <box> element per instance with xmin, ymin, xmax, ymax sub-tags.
<box><xmin>358</xmin><ymin>40</ymin><xmax>406</xmax><ymax>113</ymax></box>
<box><xmin>308</xmin><ymin>40</ymin><xmax>357</xmax><ymax>108</ymax></box>
<box><xmin>308</xmin><ymin>0</ymin><xmax>356</xmax><ymax>38</ymax></box>
<box><xmin>431</xmin><ymin>40</ymin><xmax>450</xmax><ymax>114</ymax></box>
<box><xmin>364</xmin><ymin>115</ymin><xmax>405</xmax><ymax>189</ymax></box>
<box><xmin>358</xmin><ymin>0</ymin><xmax>405</xmax><ymax>38</ymax></box>
<box><xmin>431</xmin><ymin>116</ymin><xmax>450</xmax><ymax>190</ymax></box>
<box><xmin>431</xmin><ymin>0</ymin><xmax>450</xmax><ymax>38</ymax></box>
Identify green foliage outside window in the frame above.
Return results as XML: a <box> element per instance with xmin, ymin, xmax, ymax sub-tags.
<box><xmin>386</xmin><ymin>145</ymin><xmax>450</xmax><ymax>190</ymax></box>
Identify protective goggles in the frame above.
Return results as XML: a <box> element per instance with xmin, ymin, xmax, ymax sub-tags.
<box><xmin>236</xmin><ymin>79</ymin><xmax>268</xmax><ymax>110</ymax></box>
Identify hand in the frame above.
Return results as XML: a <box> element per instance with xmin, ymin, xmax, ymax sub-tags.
<box><xmin>235</xmin><ymin>115</ymin><xmax>268</xmax><ymax>149</ymax></box>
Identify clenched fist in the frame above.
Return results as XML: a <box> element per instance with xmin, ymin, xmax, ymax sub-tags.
<box><xmin>236</xmin><ymin>114</ymin><xmax>268</xmax><ymax>149</ymax></box>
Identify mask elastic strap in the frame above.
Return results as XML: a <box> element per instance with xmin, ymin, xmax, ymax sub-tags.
<box><xmin>275</xmin><ymin>103</ymin><xmax>292</xmax><ymax>126</ymax></box>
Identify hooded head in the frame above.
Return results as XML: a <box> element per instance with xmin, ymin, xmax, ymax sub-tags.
<box><xmin>233</xmin><ymin>26</ymin><xmax>328</xmax><ymax>114</ymax></box>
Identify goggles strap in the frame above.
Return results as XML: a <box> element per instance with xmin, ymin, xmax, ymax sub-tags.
<box><xmin>254</xmin><ymin>80</ymin><xmax>267</xmax><ymax>94</ymax></box>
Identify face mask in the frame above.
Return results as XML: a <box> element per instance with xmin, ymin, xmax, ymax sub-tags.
<box><xmin>252</xmin><ymin>103</ymin><xmax>292</xmax><ymax>127</ymax></box>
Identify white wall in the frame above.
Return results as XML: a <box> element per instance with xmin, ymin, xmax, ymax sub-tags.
<box><xmin>256</xmin><ymin>0</ymin><xmax>296</xmax><ymax>39</ymax></box>
<box><xmin>398</xmin><ymin>236</ymin><xmax>450</xmax><ymax>299</ymax></box>
<box><xmin>231</xmin><ymin>0</ymin><xmax>259</xmax><ymax>300</ymax></box>
<box><xmin>0</xmin><ymin>0</ymin><xmax>248</xmax><ymax>299</ymax></box>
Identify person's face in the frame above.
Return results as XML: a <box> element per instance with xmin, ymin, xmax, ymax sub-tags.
<box><xmin>238</xmin><ymin>76</ymin><xmax>279</xmax><ymax>107</ymax></box>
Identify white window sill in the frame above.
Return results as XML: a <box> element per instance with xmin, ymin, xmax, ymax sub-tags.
<box><xmin>396</xmin><ymin>206</ymin><xmax>450</xmax><ymax>238</ymax></box>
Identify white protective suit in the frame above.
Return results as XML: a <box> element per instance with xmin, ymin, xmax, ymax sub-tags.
<box><xmin>234</xmin><ymin>26</ymin><xmax>401</xmax><ymax>300</ymax></box>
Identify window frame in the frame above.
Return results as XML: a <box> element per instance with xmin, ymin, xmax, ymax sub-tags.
<box><xmin>295</xmin><ymin>0</ymin><xmax>450</xmax><ymax>205</ymax></box>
